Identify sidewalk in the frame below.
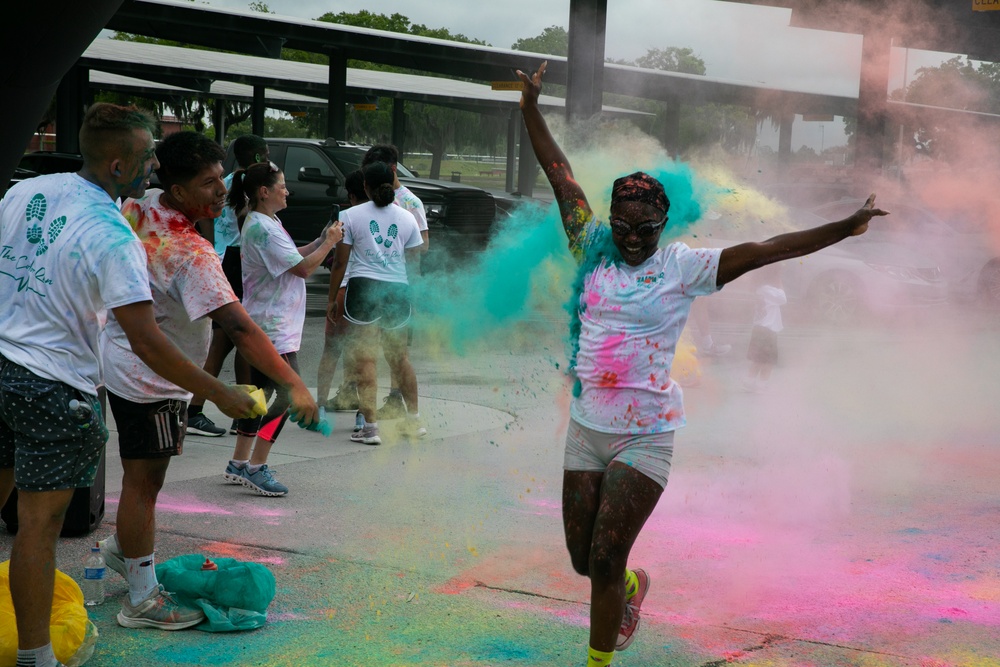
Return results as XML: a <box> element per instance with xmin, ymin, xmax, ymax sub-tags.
<box><xmin>4</xmin><ymin>315</ymin><xmax>1000</xmax><ymax>666</ymax></box>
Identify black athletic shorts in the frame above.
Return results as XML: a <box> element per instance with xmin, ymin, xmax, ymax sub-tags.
<box><xmin>107</xmin><ymin>391</ymin><xmax>187</xmax><ymax>460</ymax></box>
<box><xmin>343</xmin><ymin>277</ymin><xmax>411</xmax><ymax>330</ymax></box>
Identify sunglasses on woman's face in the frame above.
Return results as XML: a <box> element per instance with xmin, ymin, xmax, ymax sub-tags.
<box><xmin>609</xmin><ymin>217</ymin><xmax>665</xmax><ymax>238</ymax></box>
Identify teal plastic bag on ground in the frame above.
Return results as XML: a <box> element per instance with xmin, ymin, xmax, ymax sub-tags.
<box><xmin>155</xmin><ymin>555</ymin><xmax>275</xmax><ymax>632</ymax></box>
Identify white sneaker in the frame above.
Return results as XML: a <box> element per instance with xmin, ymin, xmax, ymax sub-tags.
<box><xmin>350</xmin><ymin>424</ymin><xmax>381</xmax><ymax>445</ymax></box>
<box><xmin>98</xmin><ymin>537</ymin><xmax>127</xmax><ymax>579</ymax></box>
<box><xmin>116</xmin><ymin>585</ymin><xmax>204</xmax><ymax>630</ymax></box>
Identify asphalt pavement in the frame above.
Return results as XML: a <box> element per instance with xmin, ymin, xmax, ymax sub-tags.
<box><xmin>4</xmin><ymin>296</ymin><xmax>1000</xmax><ymax>667</ymax></box>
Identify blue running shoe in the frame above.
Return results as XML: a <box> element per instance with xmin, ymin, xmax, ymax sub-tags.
<box><xmin>240</xmin><ymin>465</ymin><xmax>288</xmax><ymax>497</ymax></box>
<box><xmin>223</xmin><ymin>461</ymin><xmax>246</xmax><ymax>484</ymax></box>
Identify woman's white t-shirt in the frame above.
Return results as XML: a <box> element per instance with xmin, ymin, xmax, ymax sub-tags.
<box><xmin>571</xmin><ymin>240</ymin><xmax>723</xmax><ymax>434</ymax></box>
<box><xmin>241</xmin><ymin>211</ymin><xmax>305</xmax><ymax>354</ymax></box>
<box><xmin>341</xmin><ymin>201</ymin><xmax>422</xmax><ymax>284</ymax></box>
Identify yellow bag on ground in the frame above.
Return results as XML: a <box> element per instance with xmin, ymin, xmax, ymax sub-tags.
<box><xmin>0</xmin><ymin>560</ymin><xmax>98</xmax><ymax>666</ymax></box>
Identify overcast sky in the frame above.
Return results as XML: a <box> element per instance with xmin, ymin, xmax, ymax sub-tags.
<box><xmin>182</xmin><ymin>0</ymin><xmax>959</xmax><ymax>149</ymax></box>
<box><xmin>199</xmin><ymin>0</ymin><xmax>956</xmax><ymax>91</ymax></box>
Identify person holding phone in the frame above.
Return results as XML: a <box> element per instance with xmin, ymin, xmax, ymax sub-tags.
<box><xmin>223</xmin><ymin>160</ymin><xmax>342</xmax><ymax>496</ymax></box>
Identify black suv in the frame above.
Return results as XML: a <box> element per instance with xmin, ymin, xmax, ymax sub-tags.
<box><xmin>224</xmin><ymin>138</ymin><xmax>505</xmax><ymax>264</ymax></box>
<box><xmin>4</xmin><ymin>152</ymin><xmax>85</xmax><ymax>195</ymax></box>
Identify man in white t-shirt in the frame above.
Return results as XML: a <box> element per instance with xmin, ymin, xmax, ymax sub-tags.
<box><xmin>0</xmin><ymin>105</ymin><xmax>258</xmax><ymax>667</ymax></box>
<box><xmin>361</xmin><ymin>145</ymin><xmax>428</xmax><ymax>420</ymax></box>
<box><xmin>185</xmin><ymin>134</ymin><xmax>271</xmax><ymax>437</ymax></box>
<box><xmin>97</xmin><ymin>132</ymin><xmax>321</xmax><ymax>632</ymax></box>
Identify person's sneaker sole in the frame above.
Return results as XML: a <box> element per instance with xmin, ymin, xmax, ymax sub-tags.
<box><xmin>116</xmin><ymin>610</ymin><xmax>204</xmax><ymax>631</ymax></box>
<box><xmin>238</xmin><ymin>475</ymin><xmax>288</xmax><ymax>497</ymax></box>
<box><xmin>350</xmin><ymin>432</ymin><xmax>382</xmax><ymax>445</ymax></box>
<box><xmin>222</xmin><ymin>470</ymin><xmax>244</xmax><ymax>484</ymax></box>
<box><xmin>98</xmin><ymin>539</ymin><xmax>126</xmax><ymax>579</ymax></box>
<box><xmin>186</xmin><ymin>424</ymin><xmax>226</xmax><ymax>437</ymax></box>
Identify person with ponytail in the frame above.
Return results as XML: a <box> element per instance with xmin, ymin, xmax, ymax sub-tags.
<box><xmin>223</xmin><ymin>161</ymin><xmax>343</xmax><ymax>496</ymax></box>
<box><xmin>326</xmin><ymin>161</ymin><xmax>425</xmax><ymax>446</ymax></box>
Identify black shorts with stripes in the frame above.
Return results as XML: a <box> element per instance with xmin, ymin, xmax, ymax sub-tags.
<box><xmin>107</xmin><ymin>391</ymin><xmax>187</xmax><ymax>460</ymax></box>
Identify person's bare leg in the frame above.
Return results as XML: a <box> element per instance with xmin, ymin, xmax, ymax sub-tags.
<box><xmin>355</xmin><ymin>352</ymin><xmax>378</xmax><ymax>424</ymax></box>
<box><xmin>11</xmin><ymin>489</ymin><xmax>74</xmax><ymax>649</ymax></box>
<box><xmin>382</xmin><ymin>327</ymin><xmax>417</xmax><ymax>413</ymax></box>
<box><xmin>759</xmin><ymin>362</ymin><xmax>774</xmax><ymax>383</ymax></box>
<box><xmin>317</xmin><ymin>333</ymin><xmax>343</xmax><ymax>404</ymax></box>
<box><xmin>232</xmin><ymin>434</ymin><xmax>255</xmax><ymax>461</ymax></box>
<box><xmin>348</xmin><ymin>325</ymin><xmax>379</xmax><ymax>424</ymax></box>
<box><xmin>589</xmin><ymin>467</ymin><xmax>662</xmax><ymax>650</ymax></box>
<box><xmin>248</xmin><ymin>437</ymin><xmax>274</xmax><ymax>466</ymax></box>
<box><xmin>116</xmin><ymin>458</ymin><xmax>169</xmax><ymax>557</ymax></box>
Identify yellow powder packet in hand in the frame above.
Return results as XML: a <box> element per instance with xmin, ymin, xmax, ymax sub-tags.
<box><xmin>234</xmin><ymin>384</ymin><xmax>268</xmax><ymax>416</ymax></box>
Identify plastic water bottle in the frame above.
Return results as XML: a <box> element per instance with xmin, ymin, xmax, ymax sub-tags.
<box><xmin>68</xmin><ymin>399</ymin><xmax>92</xmax><ymax>429</ymax></box>
<box><xmin>82</xmin><ymin>544</ymin><xmax>105</xmax><ymax>606</ymax></box>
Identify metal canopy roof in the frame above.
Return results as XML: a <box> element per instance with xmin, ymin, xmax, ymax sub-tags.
<box><xmin>718</xmin><ymin>0</ymin><xmax>1000</xmax><ymax>63</ymax></box>
<box><xmin>89</xmin><ymin>71</ymin><xmax>330</xmax><ymax>111</ymax></box>
<box><xmin>80</xmin><ymin>38</ymin><xmax>651</xmax><ymax>119</ymax></box>
<box><xmin>106</xmin><ymin>0</ymin><xmax>856</xmax><ymax>116</ymax></box>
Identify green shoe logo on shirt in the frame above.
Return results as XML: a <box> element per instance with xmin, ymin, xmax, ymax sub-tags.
<box><xmin>25</xmin><ymin>193</ymin><xmax>46</xmax><ymax>222</ymax></box>
<box><xmin>369</xmin><ymin>221</ymin><xmax>396</xmax><ymax>249</ymax></box>
<box><xmin>23</xmin><ymin>194</ymin><xmax>65</xmax><ymax>256</ymax></box>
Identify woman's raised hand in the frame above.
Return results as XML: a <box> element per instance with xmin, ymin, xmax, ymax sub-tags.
<box><xmin>516</xmin><ymin>61</ymin><xmax>547</xmax><ymax>110</ymax></box>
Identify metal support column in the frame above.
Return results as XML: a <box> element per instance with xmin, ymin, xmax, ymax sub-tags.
<box><xmin>55</xmin><ymin>63</ymin><xmax>87</xmax><ymax>154</ymax></box>
<box><xmin>777</xmin><ymin>113</ymin><xmax>794</xmax><ymax>180</ymax></box>
<box><xmin>252</xmin><ymin>85</ymin><xmax>265</xmax><ymax>137</ymax></box>
<box><xmin>327</xmin><ymin>48</ymin><xmax>347</xmax><ymax>140</ymax></box>
<box><xmin>506</xmin><ymin>109</ymin><xmax>518</xmax><ymax>193</ymax></box>
<box><xmin>516</xmin><ymin>116</ymin><xmax>536</xmax><ymax>197</ymax></box>
<box><xmin>212</xmin><ymin>99</ymin><xmax>226</xmax><ymax>145</ymax></box>
<box><xmin>661</xmin><ymin>95</ymin><xmax>681</xmax><ymax>156</ymax></box>
<box><xmin>391</xmin><ymin>99</ymin><xmax>406</xmax><ymax>157</ymax></box>
<box><xmin>855</xmin><ymin>32</ymin><xmax>891</xmax><ymax>181</ymax></box>
<box><xmin>566</xmin><ymin>0</ymin><xmax>608</xmax><ymax>124</ymax></box>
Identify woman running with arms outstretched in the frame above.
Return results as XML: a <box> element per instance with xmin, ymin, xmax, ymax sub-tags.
<box><xmin>516</xmin><ymin>62</ymin><xmax>888</xmax><ymax>667</ymax></box>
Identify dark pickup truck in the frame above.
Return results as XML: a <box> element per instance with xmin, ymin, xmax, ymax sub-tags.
<box><xmin>224</xmin><ymin>138</ymin><xmax>512</xmax><ymax>265</ymax></box>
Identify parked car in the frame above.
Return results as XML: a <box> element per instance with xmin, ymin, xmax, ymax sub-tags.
<box><xmin>700</xmin><ymin>211</ymin><xmax>948</xmax><ymax>325</ymax></box>
<box><xmin>224</xmin><ymin>138</ymin><xmax>520</xmax><ymax>267</ymax></box>
<box><xmin>4</xmin><ymin>152</ymin><xmax>84</xmax><ymax>195</ymax></box>
<box><xmin>809</xmin><ymin>198</ymin><xmax>1000</xmax><ymax>307</ymax></box>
